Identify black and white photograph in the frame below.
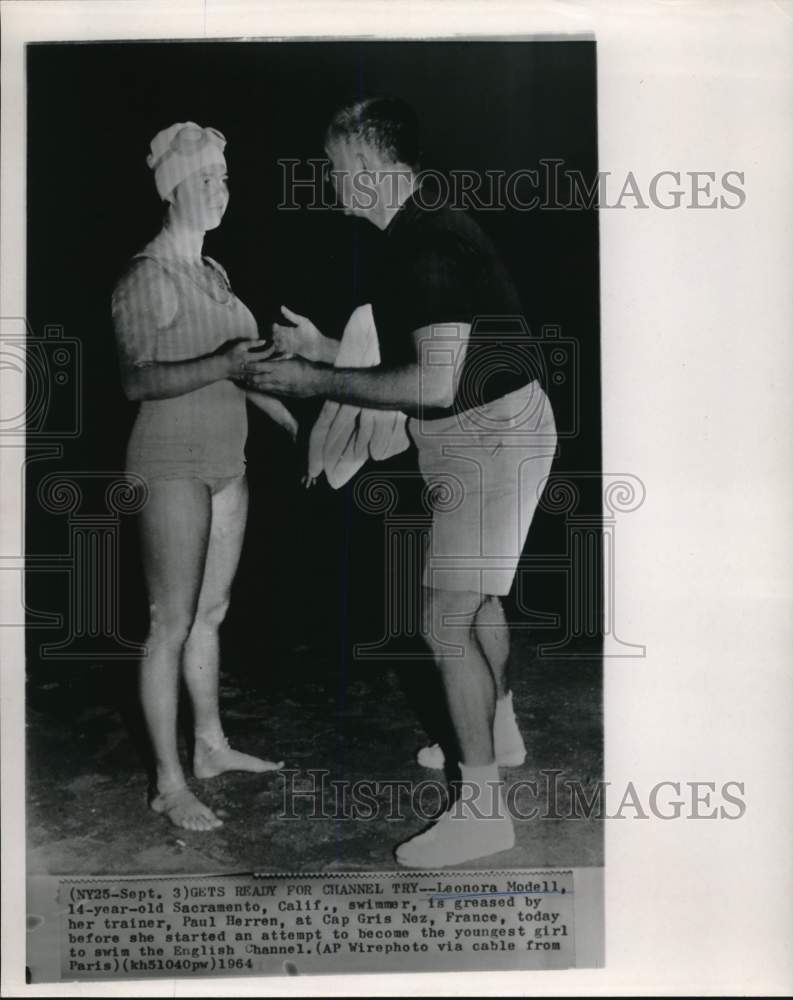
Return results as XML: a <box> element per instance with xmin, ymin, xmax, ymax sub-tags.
<box><xmin>2</xmin><ymin>0</ymin><xmax>792</xmax><ymax>995</ymax></box>
<box><xmin>21</xmin><ymin>34</ymin><xmax>602</xmax><ymax>978</ymax></box>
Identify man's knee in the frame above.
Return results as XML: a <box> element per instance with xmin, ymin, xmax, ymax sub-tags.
<box><xmin>476</xmin><ymin>594</ymin><xmax>501</xmax><ymax>618</ymax></box>
<box><xmin>476</xmin><ymin>594</ymin><xmax>506</xmax><ymax>631</ymax></box>
<box><xmin>421</xmin><ymin>587</ymin><xmax>484</xmax><ymax>653</ymax></box>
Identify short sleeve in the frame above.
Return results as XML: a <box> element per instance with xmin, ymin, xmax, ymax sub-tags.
<box><xmin>401</xmin><ymin>234</ymin><xmax>476</xmax><ymax>332</ymax></box>
<box><xmin>111</xmin><ymin>258</ymin><xmax>178</xmax><ymax>368</ymax></box>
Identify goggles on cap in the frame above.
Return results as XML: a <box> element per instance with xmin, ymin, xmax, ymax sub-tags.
<box><xmin>148</xmin><ymin>125</ymin><xmax>227</xmax><ymax>172</ymax></box>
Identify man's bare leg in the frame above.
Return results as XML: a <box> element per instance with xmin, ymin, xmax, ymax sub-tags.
<box><xmin>418</xmin><ymin>594</ymin><xmax>525</xmax><ymax>768</ymax></box>
<box><xmin>426</xmin><ymin>588</ymin><xmax>495</xmax><ymax>766</ymax></box>
<box><xmin>475</xmin><ymin>595</ymin><xmax>526</xmax><ymax>766</ymax></box>
<box><xmin>396</xmin><ymin>586</ymin><xmax>514</xmax><ymax>868</ymax></box>
<box><xmin>474</xmin><ymin>595</ymin><xmax>509</xmax><ymax>697</ymax></box>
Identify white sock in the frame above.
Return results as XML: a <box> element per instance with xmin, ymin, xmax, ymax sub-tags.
<box><xmin>457</xmin><ymin>761</ymin><xmax>503</xmax><ymax>820</ymax></box>
<box><xmin>495</xmin><ymin>690</ymin><xmax>514</xmax><ymax>725</ymax></box>
<box><xmin>395</xmin><ymin>760</ymin><xmax>513</xmax><ymax>868</ymax></box>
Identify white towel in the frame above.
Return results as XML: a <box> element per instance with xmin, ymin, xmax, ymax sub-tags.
<box><xmin>306</xmin><ymin>304</ymin><xmax>409</xmax><ymax>488</ymax></box>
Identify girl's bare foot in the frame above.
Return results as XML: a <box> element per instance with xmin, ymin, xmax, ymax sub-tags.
<box><xmin>193</xmin><ymin>735</ymin><xmax>283</xmax><ymax>779</ymax></box>
<box><xmin>149</xmin><ymin>785</ymin><xmax>223</xmax><ymax>831</ymax></box>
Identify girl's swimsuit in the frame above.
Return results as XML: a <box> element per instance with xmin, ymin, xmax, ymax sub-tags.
<box><xmin>112</xmin><ymin>232</ymin><xmax>258</xmax><ymax>485</ymax></box>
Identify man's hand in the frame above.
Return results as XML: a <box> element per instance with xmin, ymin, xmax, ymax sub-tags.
<box><xmin>271</xmin><ymin>305</ymin><xmax>325</xmax><ymax>361</ymax></box>
<box><xmin>242</xmin><ymin>356</ymin><xmax>327</xmax><ymax>398</ymax></box>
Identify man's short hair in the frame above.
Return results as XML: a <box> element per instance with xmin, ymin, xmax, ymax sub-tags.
<box><xmin>325</xmin><ymin>96</ymin><xmax>422</xmax><ymax>170</ymax></box>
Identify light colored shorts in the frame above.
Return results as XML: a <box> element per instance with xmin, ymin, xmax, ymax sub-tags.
<box><xmin>408</xmin><ymin>381</ymin><xmax>557</xmax><ymax>596</ymax></box>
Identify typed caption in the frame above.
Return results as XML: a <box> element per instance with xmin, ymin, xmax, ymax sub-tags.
<box><xmin>27</xmin><ymin>870</ymin><xmax>577</xmax><ymax>981</ymax></box>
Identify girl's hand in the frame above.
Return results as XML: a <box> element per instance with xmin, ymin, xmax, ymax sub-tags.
<box><xmin>220</xmin><ymin>338</ymin><xmax>274</xmax><ymax>379</ymax></box>
<box><xmin>271</xmin><ymin>305</ymin><xmax>325</xmax><ymax>361</ymax></box>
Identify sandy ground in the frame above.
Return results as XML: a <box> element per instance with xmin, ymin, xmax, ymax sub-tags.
<box><xmin>26</xmin><ymin>632</ymin><xmax>602</xmax><ymax>876</ymax></box>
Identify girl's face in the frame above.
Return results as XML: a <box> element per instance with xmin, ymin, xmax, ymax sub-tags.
<box><xmin>170</xmin><ymin>163</ymin><xmax>229</xmax><ymax>231</ymax></box>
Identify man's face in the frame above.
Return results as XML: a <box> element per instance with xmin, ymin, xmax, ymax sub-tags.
<box><xmin>325</xmin><ymin>137</ymin><xmax>372</xmax><ymax>221</ymax></box>
<box><xmin>326</xmin><ymin>136</ymin><xmax>414</xmax><ymax>229</ymax></box>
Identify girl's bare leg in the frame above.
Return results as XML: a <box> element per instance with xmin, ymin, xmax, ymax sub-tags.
<box><xmin>139</xmin><ymin>477</ymin><xmax>221</xmax><ymax>831</ymax></box>
<box><xmin>183</xmin><ymin>475</ymin><xmax>283</xmax><ymax>778</ymax></box>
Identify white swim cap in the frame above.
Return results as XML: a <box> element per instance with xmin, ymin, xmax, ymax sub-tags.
<box><xmin>147</xmin><ymin>122</ymin><xmax>227</xmax><ymax>201</ymax></box>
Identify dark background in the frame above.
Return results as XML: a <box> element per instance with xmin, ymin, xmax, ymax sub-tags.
<box><xmin>26</xmin><ymin>40</ymin><xmax>601</xmax><ymax>705</ymax></box>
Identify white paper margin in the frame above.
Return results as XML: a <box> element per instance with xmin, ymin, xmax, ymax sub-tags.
<box><xmin>2</xmin><ymin>0</ymin><xmax>792</xmax><ymax>995</ymax></box>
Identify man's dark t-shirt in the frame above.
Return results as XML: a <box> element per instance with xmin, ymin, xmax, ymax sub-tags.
<box><xmin>370</xmin><ymin>185</ymin><xmax>536</xmax><ymax>417</ymax></box>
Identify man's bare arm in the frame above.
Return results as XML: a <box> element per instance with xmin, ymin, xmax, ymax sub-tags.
<box><xmin>243</xmin><ymin>322</ymin><xmax>471</xmax><ymax>414</ymax></box>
